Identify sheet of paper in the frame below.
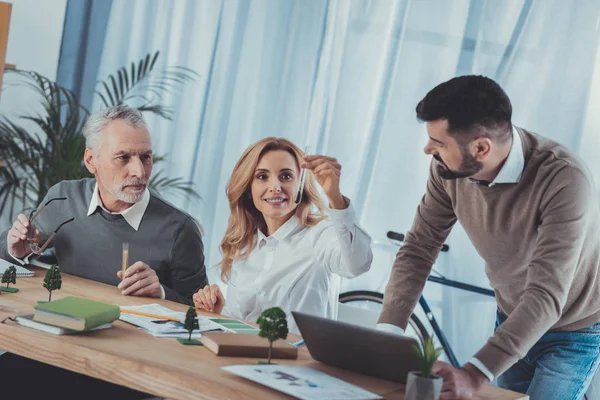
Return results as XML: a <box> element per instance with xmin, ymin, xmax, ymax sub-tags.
<box><xmin>222</xmin><ymin>365</ymin><xmax>383</xmax><ymax>400</ymax></box>
<box><xmin>145</xmin><ymin>331</ymin><xmax>203</xmax><ymax>339</ymax></box>
<box><xmin>0</xmin><ymin>258</ymin><xmax>34</xmax><ymax>277</ymax></box>
<box><xmin>120</xmin><ymin>304</ymin><xmax>220</xmax><ymax>335</ymax></box>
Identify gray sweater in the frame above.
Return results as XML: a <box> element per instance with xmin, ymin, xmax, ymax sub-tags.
<box><xmin>0</xmin><ymin>178</ymin><xmax>208</xmax><ymax>305</ymax></box>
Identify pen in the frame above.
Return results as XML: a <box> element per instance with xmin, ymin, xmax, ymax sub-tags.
<box><xmin>121</xmin><ymin>242</ymin><xmax>129</xmax><ymax>278</ymax></box>
<box><xmin>120</xmin><ymin>309</ymin><xmax>181</xmax><ymax>322</ymax></box>
<box><xmin>291</xmin><ymin>339</ymin><xmax>304</xmax><ymax>347</ymax></box>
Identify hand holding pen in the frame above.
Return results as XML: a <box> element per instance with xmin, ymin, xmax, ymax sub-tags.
<box><xmin>301</xmin><ymin>155</ymin><xmax>347</xmax><ymax>209</ymax></box>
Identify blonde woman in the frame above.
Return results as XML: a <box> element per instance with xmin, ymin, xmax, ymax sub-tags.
<box><xmin>193</xmin><ymin>137</ymin><xmax>372</xmax><ymax>333</ymax></box>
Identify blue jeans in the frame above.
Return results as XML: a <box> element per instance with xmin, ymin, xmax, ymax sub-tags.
<box><xmin>495</xmin><ymin>310</ymin><xmax>600</xmax><ymax>400</ymax></box>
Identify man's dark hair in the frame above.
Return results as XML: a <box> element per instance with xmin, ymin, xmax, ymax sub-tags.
<box><xmin>416</xmin><ymin>75</ymin><xmax>512</xmax><ymax>143</ymax></box>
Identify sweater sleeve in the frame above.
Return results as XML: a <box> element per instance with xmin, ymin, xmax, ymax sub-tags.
<box><xmin>0</xmin><ymin>230</ymin><xmax>11</xmax><ymax>261</ymax></box>
<box><xmin>163</xmin><ymin>217</ymin><xmax>209</xmax><ymax>305</ymax></box>
<box><xmin>474</xmin><ymin>165</ymin><xmax>593</xmax><ymax>376</ymax></box>
<box><xmin>378</xmin><ymin>161</ymin><xmax>457</xmax><ymax>329</ymax></box>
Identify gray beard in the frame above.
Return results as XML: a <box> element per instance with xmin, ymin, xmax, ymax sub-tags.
<box><xmin>98</xmin><ymin>176</ymin><xmax>145</xmax><ymax>204</ymax></box>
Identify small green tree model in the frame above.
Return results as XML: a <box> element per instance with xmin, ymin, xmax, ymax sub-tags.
<box><xmin>184</xmin><ymin>306</ymin><xmax>199</xmax><ymax>341</ymax></box>
<box><xmin>177</xmin><ymin>306</ymin><xmax>202</xmax><ymax>345</ymax></box>
<box><xmin>43</xmin><ymin>265</ymin><xmax>62</xmax><ymax>302</ymax></box>
<box><xmin>413</xmin><ymin>336</ymin><xmax>443</xmax><ymax>379</ymax></box>
<box><xmin>257</xmin><ymin>307</ymin><xmax>289</xmax><ymax>364</ymax></box>
<box><xmin>1</xmin><ymin>266</ymin><xmax>17</xmax><ymax>292</ymax></box>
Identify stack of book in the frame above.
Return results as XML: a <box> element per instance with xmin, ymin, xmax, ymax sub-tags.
<box><xmin>16</xmin><ymin>296</ymin><xmax>120</xmax><ymax>335</ymax></box>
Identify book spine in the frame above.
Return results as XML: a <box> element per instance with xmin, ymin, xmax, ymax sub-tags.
<box><xmin>84</xmin><ymin>307</ymin><xmax>121</xmax><ymax>330</ymax></box>
<box><xmin>216</xmin><ymin>346</ymin><xmax>298</xmax><ymax>359</ymax></box>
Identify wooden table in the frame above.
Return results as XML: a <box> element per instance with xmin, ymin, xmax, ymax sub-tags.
<box><xmin>0</xmin><ymin>267</ymin><xmax>528</xmax><ymax>399</ymax></box>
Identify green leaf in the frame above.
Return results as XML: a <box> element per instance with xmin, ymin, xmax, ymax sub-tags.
<box><xmin>142</xmin><ymin>53</ymin><xmax>151</xmax><ymax>77</ymax></box>
<box><xmin>137</xmin><ymin>56</ymin><xmax>145</xmax><ymax>81</ymax></box>
<box><xmin>149</xmin><ymin>51</ymin><xmax>160</xmax><ymax>70</ymax></box>
<box><xmin>100</xmin><ymin>81</ymin><xmax>116</xmax><ymax>106</ymax></box>
<box><xmin>117</xmin><ymin>69</ymin><xmax>125</xmax><ymax>100</ymax></box>
<box><xmin>257</xmin><ymin>307</ymin><xmax>288</xmax><ymax>343</ymax></box>
<box><xmin>412</xmin><ymin>336</ymin><xmax>441</xmax><ymax>378</ymax></box>
<box><xmin>131</xmin><ymin>61</ymin><xmax>136</xmax><ymax>84</ymax></box>
<box><xmin>109</xmin><ymin>74</ymin><xmax>120</xmax><ymax>104</ymax></box>
<box><xmin>121</xmin><ymin>67</ymin><xmax>130</xmax><ymax>91</ymax></box>
<box><xmin>97</xmin><ymin>92</ymin><xmax>110</xmax><ymax>108</ymax></box>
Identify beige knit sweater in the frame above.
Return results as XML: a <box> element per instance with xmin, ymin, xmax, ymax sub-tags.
<box><xmin>379</xmin><ymin>128</ymin><xmax>600</xmax><ymax>376</ymax></box>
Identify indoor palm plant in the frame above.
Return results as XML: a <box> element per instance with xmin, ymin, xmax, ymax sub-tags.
<box><xmin>0</xmin><ymin>51</ymin><xmax>199</xmax><ymax>220</ymax></box>
<box><xmin>405</xmin><ymin>336</ymin><xmax>443</xmax><ymax>400</ymax></box>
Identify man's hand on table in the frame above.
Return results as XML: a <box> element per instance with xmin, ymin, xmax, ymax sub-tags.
<box><xmin>433</xmin><ymin>361</ymin><xmax>490</xmax><ymax>399</ymax></box>
<box><xmin>117</xmin><ymin>261</ymin><xmax>162</xmax><ymax>298</ymax></box>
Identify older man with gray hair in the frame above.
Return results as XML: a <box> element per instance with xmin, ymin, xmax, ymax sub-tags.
<box><xmin>1</xmin><ymin>105</ymin><xmax>208</xmax><ymax>304</ymax></box>
<box><xmin>0</xmin><ymin>105</ymin><xmax>208</xmax><ymax>399</ymax></box>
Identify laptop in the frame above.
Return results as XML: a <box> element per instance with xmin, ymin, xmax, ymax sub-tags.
<box><xmin>292</xmin><ymin>311</ymin><xmax>420</xmax><ymax>383</ymax></box>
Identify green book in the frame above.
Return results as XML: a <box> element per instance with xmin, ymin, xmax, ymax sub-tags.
<box><xmin>33</xmin><ymin>296</ymin><xmax>120</xmax><ymax>331</ymax></box>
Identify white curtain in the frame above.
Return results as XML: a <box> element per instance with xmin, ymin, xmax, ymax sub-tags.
<box><xmin>88</xmin><ymin>0</ymin><xmax>600</xmax><ymax>365</ymax></box>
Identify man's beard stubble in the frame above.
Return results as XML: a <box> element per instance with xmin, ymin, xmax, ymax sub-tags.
<box><xmin>433</xmin><ymin>152</ymin><xmax>483</xmax><ymax>180</ymax></box>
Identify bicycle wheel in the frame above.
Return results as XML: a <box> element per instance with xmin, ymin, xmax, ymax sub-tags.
<box><xmin>338</xmin><ymin>290</ymin><xmax>429</xmax><ymax>346</ymax></box>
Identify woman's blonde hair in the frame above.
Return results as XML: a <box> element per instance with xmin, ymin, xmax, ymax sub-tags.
<box><xmin>219</xmin><ymin>137</ymin><xmax>327</xmax><ymax>282</ymax></box>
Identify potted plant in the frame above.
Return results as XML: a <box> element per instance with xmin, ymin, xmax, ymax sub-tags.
<box><xmin>405</xmin><ymin>336</ymin><xmax>443</xmax><ymax>400</ymax></box>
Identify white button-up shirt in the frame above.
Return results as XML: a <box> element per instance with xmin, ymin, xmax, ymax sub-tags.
<box><xmin>223</xmin><ymin>201</ymin><xmax>373</xmax><ymax>333</ymax></box>
<box><xmin>87</xmin><ymin>183</ymin><xmax>150</xmax><ymax>231</ymax></box>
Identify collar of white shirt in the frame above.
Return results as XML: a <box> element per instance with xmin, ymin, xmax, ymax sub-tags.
<box><xmin>256</xmin><ymin>215</ymin><xmax>301</xmax><ymax>248</ymax></box>
<box><xmin>469</xmin><ymin>126</ymin><xmax>524</xmax><ymax>187</ymax></box>
<box><xmin>86</xmin><ymin>182</ymin><xmax>150</xmax><ymax>231</ymax></box>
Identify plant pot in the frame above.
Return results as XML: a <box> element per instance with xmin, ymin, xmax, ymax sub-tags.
<box><xmin>405</xmin><ymin>371</ymin><xmax>443</xmax><ymax>400</ymax></box>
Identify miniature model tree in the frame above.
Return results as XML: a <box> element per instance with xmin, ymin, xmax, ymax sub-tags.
<box><xmin>257</xmin><ymin>307</ymin><xmax>289</xmax><ymax>364</ymax></box>
<box><xmin>184</xmin><ymin>306</ymin><xmax>199</xmax><ymax>341</ymax></box>
<box><xmin>1</xmin><ymin>266</ymin><xmax>18</xmax><ymax>292</ymax></box>
<box><xmin>177</xmin><ymin>306</ymin><xmax>202</xmax><ymax>345</ymax></box>
<box><xmin>43</xmin><ymin>265</ymin><xmax>62</xmax><ymax>302</ymax></box>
